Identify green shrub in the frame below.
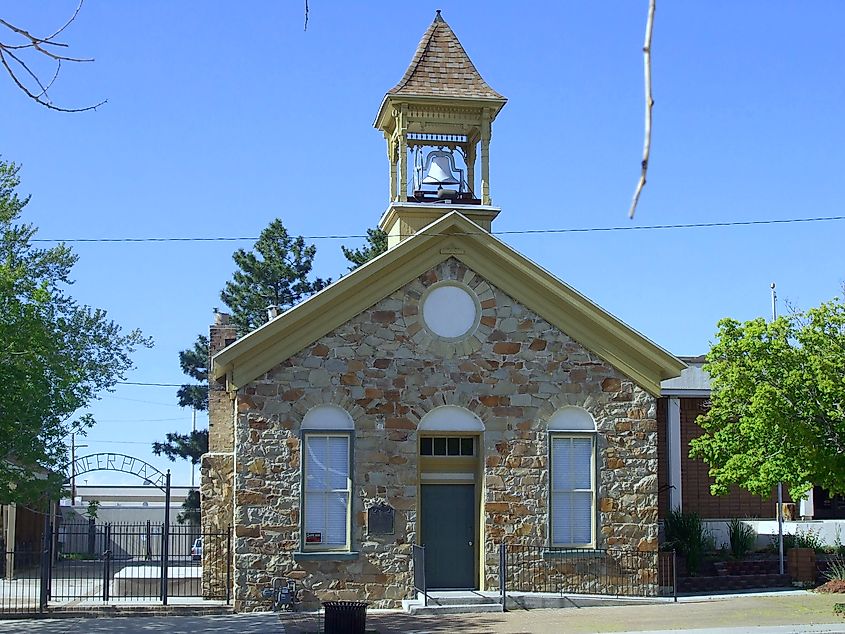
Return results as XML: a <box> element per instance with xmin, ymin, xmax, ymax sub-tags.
<box><xmin>773</xmin><ymin>527</ymin><xmax>827</xmax><ymax>553</ymax></box>
<box><xmin>830</xmin><ymin>526</ymin><xmax>845</xmax><ymax>556</ymax></box>
<box><xmin>664</xmin><ymin>509</ymin><xmax>709</xmax><ymax>576</ymax></box>
<box><xmin>834</xmin><ymin>603</ymin><xmax>845</xmax><ymax>617</ymax></box>
<box><xmin>726</xmin><ymin>518</ymin><xmax>756</xmax><ymax>559</ymax></box>
<box><xmin>826</xmin><ymin>555</ymin><xmax>845</xmax><ymax>582</ymax></box>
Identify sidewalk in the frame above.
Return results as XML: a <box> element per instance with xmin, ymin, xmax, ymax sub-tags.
<box><xmin>280</xmin><ymin>592</ymin><xmax>845</xmax><ymax>633</ymax></box>
<box><xmin>0</xmin><ymin>591</ymin><xmax>842</xmax><ymax>633</ymax></box>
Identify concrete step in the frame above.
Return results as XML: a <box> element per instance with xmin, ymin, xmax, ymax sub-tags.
<box><xmin>403</xmin><ymin>591</ymin><xmax>504</xmax><ymax>614</ymax></box>
<box><xmin>422</xmin><ymin>591</ymin><xmax>500</xmax><ymax>606</ymax></box>
<box><xmin>404</xmin><ymin>602</ymin><xmax>504</xmax><ymax>616</ymax></box>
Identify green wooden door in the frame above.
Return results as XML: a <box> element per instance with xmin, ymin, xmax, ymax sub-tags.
<box><xmin>421</xmin><ymin>484</ymin><xmax>475</xmax><ymax>588</ymax></box>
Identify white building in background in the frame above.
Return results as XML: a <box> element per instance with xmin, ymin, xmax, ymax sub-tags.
<box><xmin>61</xmin><ymin>485</ymin><xmax>192</xmax><ymax>525</ymax></box>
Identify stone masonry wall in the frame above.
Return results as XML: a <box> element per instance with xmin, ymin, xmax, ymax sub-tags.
<box><xmin>231</xmin><ymin>258</ymin><xmax>658</xmax><ymax>611</ymax></box>
<box><xmin>200</xmin><ymin>313</ymin><xmax>238</xmax><ymax>598</ymax></box>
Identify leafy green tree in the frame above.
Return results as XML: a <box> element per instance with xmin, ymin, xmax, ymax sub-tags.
<box><xmin>152</xmin><ymin>429</ymin><xmax>208</xmax><ymax>465</ymax></box>
<box><xmin>0</xmin><ymin>159</ymin><xmax>151</xmax><ymax>505</ymax></box>
<box><xmin>85</xmin><ymin>499</ymin><xmax>100</xmax><ymax>521</ymax></box>
<box><xmin>220</xmin><ymin>219</ymin><xmax>330</xmax><ymax>335</ymax></box>
<box><xmin>690</xmin><ymin>295</ymin><xmax>845</xmax><ymax>498</ymax></box>
<box><xmin>176</xmin><ymin>334</ymin><xmax>208</xmax><ymax>411</ymax></box>
<box><xmin>341</xmin><ymin>227</ymin><xmax>387</xmax><ymax>270</ymax></box>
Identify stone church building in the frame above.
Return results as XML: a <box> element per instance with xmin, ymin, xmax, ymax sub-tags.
<box><xmin>201</xmin><ymin>12</ymin><xmax>685</xmax><ymax>611</ymax></box>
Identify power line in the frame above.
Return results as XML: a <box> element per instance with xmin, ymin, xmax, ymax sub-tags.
<box><xmin>103</xmin><ymin>394</ymin><xmax>182</xmax><ymax>407</ymax></box>
<box><xmin>84</xmin><ymin>439</ymin><xmax>165</xmax><ymax>445</ymax></box>
<box><xmin>29</xmin><ymin>214</ymin><xmax>845</xmax><ymax>243</ymax></box>
<box><xmin>94</xmin><ymin>417</ymin><xmax>188</xmax><ymax>423</ymax></box>
<box><xmin>117</xmin><ymin>381</ymin><xmax>183</xmax><ymax>387</ymax></box>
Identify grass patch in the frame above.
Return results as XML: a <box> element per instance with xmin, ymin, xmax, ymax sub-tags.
<box><xmin>61</xmin><ymin>552</ymin><xmax>98</xmax><ymax>561</ymax></box>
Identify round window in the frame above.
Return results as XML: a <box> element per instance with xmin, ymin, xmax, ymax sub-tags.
<box><xmin>421</xmin><ymin>284</ymin><xmax>479</xmax><ymax>339</ymax></box>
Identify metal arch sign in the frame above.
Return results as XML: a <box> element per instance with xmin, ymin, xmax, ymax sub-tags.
<box><xmin>63</xmin><ymin>453</ymin><xmax>168</xmax><ymax>491</ymax></box>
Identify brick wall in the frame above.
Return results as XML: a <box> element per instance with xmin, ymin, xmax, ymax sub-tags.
<box><xmin>656</xmin><ymin>398</ymin><xmax>669</xmax><ymax>518</ymax></box>
<box><xmin>657</xmin><ymin>397</ymin><xmax>780</xmax><ymax>519</ymax></box>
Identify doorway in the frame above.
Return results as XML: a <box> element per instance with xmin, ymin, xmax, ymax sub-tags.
<box><xmin>420</xmin><ymin>484</ymin><xmax>476</xmax><ymax>589</ymax></box>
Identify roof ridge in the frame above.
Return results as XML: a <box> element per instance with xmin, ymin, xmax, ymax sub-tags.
<box><xmin>391</xmin><ymin>16</ymin><xmax>439</xmax><ymax>93</ymax></box>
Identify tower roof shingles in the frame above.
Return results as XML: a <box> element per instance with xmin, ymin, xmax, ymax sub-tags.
<box><xmin>388</xmin><ymin>11</ymin><xmax>505</xmax><ymax>101</ymax></box>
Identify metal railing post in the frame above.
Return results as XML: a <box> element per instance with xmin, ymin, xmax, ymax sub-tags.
<box><xmin>498</xmin><ymin>542</ymin><xmax>506</xmax><ymax>608</ymax></box>
<box><xmin>162</xmin><ymin>470</ymin><xmax>171</xmax><ymax>606</ymax></box>
<box><xmin>226</xmin><ymin>526</ymin><xmax>232</xmax><ymax>604</ymax></box>
<box><xmin>102</xmin><ymin>524</ymin><xmax>111</xmax><ymax>602</ymax></box>
<box><xmin>672</xmin><ymin>550</ymin><xmax>677</xmax><ymax>602</ymax></box>
<box><xmin>421</xmin><ymin>546</ymin><xmax>427</xmax><ymax>607</ymax></box>
<box><xmin>39</xmin><ymin>516</ymin><xmax>51</xmax><ymax>613</ymax></box>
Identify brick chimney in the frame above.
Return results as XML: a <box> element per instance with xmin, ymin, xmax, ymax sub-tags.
<box><xmin>208</xmin><ymin>309</ymin><xmax>237</xmax><ymax>453</ymax></box>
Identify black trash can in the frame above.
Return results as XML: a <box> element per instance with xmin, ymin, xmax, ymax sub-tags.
<box><xmin>322</xmin><ymin>600</ymin><xmax>367</xmax><ymax>634</ymax></box>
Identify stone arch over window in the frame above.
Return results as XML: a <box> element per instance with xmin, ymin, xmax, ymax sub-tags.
<box><xmin>301</xmin><ymin>404</ymin><xmax>354</xmax><ymax>431</ymax></box>
<box><xmin>418</xmin><ymin>405</ymin><xmax>485</xmax><ymax>432</ymax></box>
<box><xmin>548</xmin><ymin>406</ymin><xmax>596</xmax><ymax>432</ymax></box>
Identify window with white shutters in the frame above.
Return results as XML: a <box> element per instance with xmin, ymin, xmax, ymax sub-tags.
<box><xmin>303</xmin><ymin>434</ymin><xmax>351</xmax><ymax>550</ymax></box>
<box><xmin>548</xmin><ymin>407</ymin><xmax>597</xmax><ymax>547</ymax></box>
<box><xmin>550</xmin><ymin>435</ymin><xmax>595</xmax><ymax>547</ymax></box>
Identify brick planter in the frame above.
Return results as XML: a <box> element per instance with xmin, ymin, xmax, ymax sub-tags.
<box><xmin>787</xmin><ymin>548</ymin><xmax>816</xmax><ymax>586</ymax></box>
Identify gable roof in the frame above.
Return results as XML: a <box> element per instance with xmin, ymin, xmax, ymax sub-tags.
<box><xmin>388</xmin><ymin>11</ymin><xmax>505</xmax><ymax>100</ymax></box>
<box><xmin>212</xmin><ymin>212</ymin><xmax>685</xmax><ymax>396</ymax></box>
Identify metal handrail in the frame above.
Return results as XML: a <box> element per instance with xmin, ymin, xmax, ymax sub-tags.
<box><xmin>412</xmin><ymin>544</ymin><xmax>428</xmax><ymax>607</ymax></box>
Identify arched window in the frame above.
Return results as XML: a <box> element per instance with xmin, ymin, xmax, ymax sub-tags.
<box><xmin>548</xmin><ymin>407</ymin><xmax>596</xmax><ymax>548</ymax></box>
<box><xmin>418</xmin><ymin>405</ymin><xmax>485</xmax><ymax>432</ymax></box>
<box><xmin>301</xmin><ymin>406</ymin><xmax>353</xmax><ymax>551</ymax></box>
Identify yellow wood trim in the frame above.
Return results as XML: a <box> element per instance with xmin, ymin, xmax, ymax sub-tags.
<box><xmin>374</xmin><ymin>94</ymin><xmax>507</xmax><ymax>131</ymax></box>
<box><xmin>215</xmin><ymin>233</ymin><xmax>451</xmax><ymax>387</ymax></box>
<box><xmin>231</xmin><ymin>248</ymin><xmax>447</xmax><ymax>388</ymax></box>
<box><xmin>213</xmin><ymin>211</ymin><xmax>685</xmax><ymax>394</ymax></box>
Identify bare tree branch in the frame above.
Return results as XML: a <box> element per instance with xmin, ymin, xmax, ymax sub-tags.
<box><xmin>629</xmin><ymin>0</ymin><xmax>655</xmax><ymax>219</ymax></box>
<box><xmin>304</xmin><ymin>0</ymin><xmax>310</xmax><ymax>32</ymax></box>
<box><xmin>44</xmin><ymin>0</ymin><xmax>85</xmax><ymax>41</ymax></box>
<box><xmin>0</xmin><ymin>1</ymin><xmax>106</xmax><ymax>113</ymax></box>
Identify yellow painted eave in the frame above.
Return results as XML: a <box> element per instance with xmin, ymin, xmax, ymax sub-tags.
<box><xmin>212</xmin><ymin>211</ymin><xmax>685</xmax><ymax>396</ymax></box>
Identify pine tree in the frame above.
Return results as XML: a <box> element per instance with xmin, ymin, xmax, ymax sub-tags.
<box><xmin>220</xmin><ymin>219</ymin><xmax>330</xmax><ymax>335</ymax></box>
<box><xmin>341</xmin><ymin>227</ymin><xmax>388</xmax><ymax>270</ymax></box>
<box><xmin>176</xmin><ymin>334</ymin><xmax>208</xmax><ymax>411</ymax></box>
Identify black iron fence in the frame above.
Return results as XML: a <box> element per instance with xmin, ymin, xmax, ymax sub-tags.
<box><xmin>0</xmin><ymin>522</ymin><xmax>231</xmax><ymax>617</ymax></box>
<box><xmin>411</xmin><ymin>544</ymin><xmax>428</xmax><ymax>607</ymax></box>
<box><xmin>500</xmin><ymin>544</ymin><xmax>676</xmax><ymax>599</ymax></box>
<box><xmin>0</xmin><ymin>548</ymin><xmax>43</xmax><ymax>616</ymax></box>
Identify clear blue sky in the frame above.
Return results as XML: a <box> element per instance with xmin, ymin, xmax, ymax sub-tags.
<box><xmin>4</xmin><ymin>1</ymin><xmax>844</xmax><ymax>487</ymax></box>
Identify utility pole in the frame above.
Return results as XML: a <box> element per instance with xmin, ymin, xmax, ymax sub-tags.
<box><xmin>70</xmin><ymin>433</ymin><xmax>88</xmax><ymax>506</ymax></box>
<box><xmin>771</xmin><ymin>282</ymin><xmax>785</xmax><ymax>576</ymax></box>
<box><xmin>191</xmin><ymin>408</ymin><xmax>197</xmax><ymax>488</ymax></box>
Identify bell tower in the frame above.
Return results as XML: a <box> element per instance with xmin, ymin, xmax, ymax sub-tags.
<box><xmin>374</xmin><ymin>10</ymin><xmax>507</xmax><ymax>248</ymax></box>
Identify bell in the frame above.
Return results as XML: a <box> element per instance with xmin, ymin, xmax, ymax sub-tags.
<box><xmin>422</xmin><ymin>153</ymin><xmax>460</xmax><ymax>186</ymax></box>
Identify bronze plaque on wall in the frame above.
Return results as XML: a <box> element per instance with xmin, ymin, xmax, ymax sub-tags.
<box><xmin>367</xmin><ymin>503</ymin><xmax>395</xmax><ymax>535</ymax></box>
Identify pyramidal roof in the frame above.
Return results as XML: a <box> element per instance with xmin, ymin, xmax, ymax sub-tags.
<box><xmin>388</xmin><ymin>11</ymin><xmax>505</xmax><ymax>101</ymax></box>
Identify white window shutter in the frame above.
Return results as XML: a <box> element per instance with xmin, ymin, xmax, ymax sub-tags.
<box><xmin>551</xmin><ymin>436</ymin><xmax>594</xmax><ymax>545</ymax></box>
<box><xmin>304</xmin><ymin>435</ymin><xmax>350</xmax><ymax>547</ymax></box>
